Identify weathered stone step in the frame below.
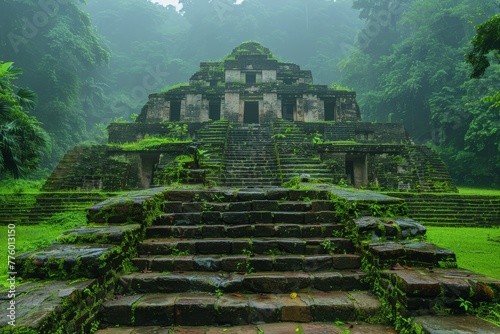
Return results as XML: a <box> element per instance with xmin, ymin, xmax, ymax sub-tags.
<box><xmin>102</xmin><ymin>290</ymin><xmax>379</xmax><ymax>326</ymax></box>
<box><xmin>154</xmin><ymin>211</ymin><xmax>341</xmax><ymax>225</ymax></box>
<box><xmin>95</xmin><ymin>322</ymin><xmax>395</xmax><ymax>334</ymax></box>
<box><xmin>162</xmin><ymin>200</ymin><xmax>333</xmax><ymax>213</ymax></box>
<box><xmin>413</xmin><ymin>315</ymin><xmax>500</xmax><ymax>334</ymax></box>
<box><xmin>138</xmin><ymin>237</ymin><xmax>354</xmax><ymax>256</ymax></box>
<box><xmin>146</xmin><ymin>223</ymin><xmax>341</xmax><ymax>239</ymax></box>
<box><xmin>133</xmin><ymin>253</ymin><xmax>361</xmax><ymax>273</ymax></box>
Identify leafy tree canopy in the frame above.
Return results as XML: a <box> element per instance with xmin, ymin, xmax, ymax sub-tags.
<box><xmin>466</xmin><ymin>14</ymin><xmax>500</xmax><ymax>78</ymax></box>
<box><xmin>0</xmin><ymin>62</ymin><xmax>49</xmax><ymax>178</ymax></box>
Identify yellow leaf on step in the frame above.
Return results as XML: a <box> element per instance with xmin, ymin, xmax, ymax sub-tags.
<box><xmin>290</xmin><ymin>292</ymin><xmax>298</xmax><ymax>299</ymax></box>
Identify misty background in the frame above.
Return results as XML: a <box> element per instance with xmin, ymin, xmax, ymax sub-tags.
<box><xmin>0</xmin><ymin>0</ymin><xmax>499</xmax><ymax>186</ymax></box>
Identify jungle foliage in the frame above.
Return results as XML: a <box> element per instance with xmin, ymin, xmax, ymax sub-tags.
<box><xmin>1</xmin><ymin>0</ymin><xmax>499</xmax><ymax>187</ymax></box>
<box><xmin>340</xmin><ymin>0</ymin><xmax>500</xmax><ymax>186</ymax></box>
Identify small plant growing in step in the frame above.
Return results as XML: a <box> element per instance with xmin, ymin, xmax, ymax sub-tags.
<box><xmin>456</xmin><ymin>297</ymin><xmax>473</xmax><ymax>312</ymax></box>
<box><xmin>215</xmin><ymin>288</ymin><xmax>223</xmax><ymax>297</ymax></box>
<box><xmin>321</xmin><ymin>240</ymin><xmax>336</xmax><ymax>254</ymax></box>
<box><xmin>241</xmin><ymin>248</ymin><xmax>254</xmax><ymax>257</ymax></box>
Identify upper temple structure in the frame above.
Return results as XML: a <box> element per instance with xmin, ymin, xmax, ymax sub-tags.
<box><xmin>42</xmin><ymin>41</ymin><xmax>458</xmax><ymax>192</ymax></box>
<box><xmin>137</xmin><ymin>42</ymin><xmax>361</xmax><ymax>124</ymax></box>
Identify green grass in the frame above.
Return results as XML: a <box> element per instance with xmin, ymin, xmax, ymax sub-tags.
<box><xmin>0</xmin><ymin>211</ymin><xmax>87</xmax><ymax>285</ymax></box>
<box><xmin>0</xmin><ymin>179</ymin><xmax>43</xmax><ymax>194</ymax></box>
<box><xmin>426</xmin><ymin>227</ymin><xmax>500</xmax><ymax>279</ymax></box>
<box><xmin>457</xmin><ymin>187</ymin><xmax>500</xmax><ymax>196</ymax></box>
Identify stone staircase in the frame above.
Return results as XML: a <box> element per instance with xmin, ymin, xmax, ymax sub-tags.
<box><xmin>195</xmin><ymin>120</ymin><xmax>229</xmax><ymax>186</ymax></box>
<box><xmin>385</xmin><ymin>193</ymin><xmax>500</xmax><ymax>226</ymax></box>
<box><xmin>2</xmin><ymin>187</ymin><xmax>499</xmax><ymax>333</ymax></box>
<box><xmin>220</xmin><ymin>125</ymin><xmax>281</xmax><ymax>187</ymax></box>
<box><xmin>273</xmin><ymin>120</ymin><xmax>333</xmax><ymax>183</ymax></box>
<box><xmin>408</xmin><ymin>146</ymin><xmax>458</xmax><ymax>193</ymax></box>
<box><xmin>99</xmin><ymin>188</ymin><xmax>387</xmax><ymax>330</ymax></box>
<box><xmin>0</xmin><ymin>192</ymin><xmax>110</xmax><ymax>224</ymax></box>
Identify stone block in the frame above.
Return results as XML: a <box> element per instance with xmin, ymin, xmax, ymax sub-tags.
<box><xmin>248</xmin><ymin>211</ymin><xmax>274</xmax><ymax>223</ymax></box>
<box><xmin>331</xmin><ymin>254</ymin><xmax>361</xmax><ymax>269</ymax></box>
<box><xmin>196</xmin><ymin>240</ymin><xmax>232</xmax><ymax>254</ymax></box>
<box><xmin>223</xmin><ymin>212</ymin><xmax>249</xmax><ymax>224</ymax></box>
<box><xmin>273</xmin><ymin>256</ymin><xmax>303</xmax><ymax>271</ymax></box>
<box><xmin>252</xmin><ymin>200</ymin><xmax>278</xmax><ymax>211</ymax></box>
<box><xmin>303</xmin><ymin>255</ymin><xmax>333</xmax><ymax>272</ymax></box>
<box><xmin>275</xmin><ymin>224</ymin><xmax>301</xmax><ymax>238</ymax></box>
<box><xmin>216</xmin><ymin>295</ymin><xmax>250</xmax><ymax>325</ymax></box>
<box><xmin>253</xmin><ymin>224</ymin><xmax>276</xmax><ymax>237</ymax></box>
<box><xmin>101</xmin><ymin>294</ymin><xmax>143</xmax><ymax>325</ymax></box>
<box><xmin>221</xmin><ymin>256</ymin><xmax>247</xmax><ymax>272</ymax></box>
<box><xmin>248</xmin><ymin>294</ymin><xmax>280</xmax><ymax>324</ymax></box>
<box><xmin>273</xmin><ymin>212</ymin><xmax>304</xmax><ymax>224</ymax></box>
<box><xmin>310</xmin><ymin>292</ymin><xmax>356</xmax><ymax>322</ymax></box>
<box><xmin>226</xmin><ymin>225</ymin><xmax>253</xmax><ymax>238</ymax></box>
<box><xmin>202</xmin><ymin>211</ymin><xmax>222</xmax><ymax>224</ymax></box>
<box><xmin>193</xmin><ymin>257</ymin><xmax>222</xmax><ymax>272</ymax></box>
<box><xmin>201</xmin><ymin>225</ymin><xmax>226</xmax><ymax>238</ymax></box>
<box><xmin>150</xmin><ymin>257</ymin><xmax>174</xmax><ymax>272</ymax></box>
<box><xmin>134</xmin><ymin>294</ymin><xmax>176</xmax><ymax>326</ymax></box>
<box><xmin>175</xmin><ymin>295</ymin><xmax>217</xmax><ymax>326</ymax></box>
<box><xmin>278</xmin><ymin>294</ymin><xmax>312</xmax><ymax>322</ymax></box>
<box><xmin>163</xmin><ymin>201</ymin><xmax>183</xmax><ymax>213</ymax></box>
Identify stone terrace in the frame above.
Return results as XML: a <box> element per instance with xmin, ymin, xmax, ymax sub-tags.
<box><xmin>0</xmin><ymin>186</ymin><xmax>499</xmax><ymax>333</ymax></box>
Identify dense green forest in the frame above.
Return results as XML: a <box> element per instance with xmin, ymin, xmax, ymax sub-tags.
<box><xmin>0</xmin><ymin>0</ymin><xmax>499</xmax><ymax>186</ymax></box>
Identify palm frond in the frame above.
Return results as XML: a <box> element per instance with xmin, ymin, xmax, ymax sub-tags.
<box><xmin>15</xmin><ymin>88</ymin><xmax>38</xmax><ymax>110</ymax></box>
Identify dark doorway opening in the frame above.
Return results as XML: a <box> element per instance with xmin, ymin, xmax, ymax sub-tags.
<box><xmin>170</xmin><ymin>101</ymin><xmax>181</xmax><ymax>121</ymax></box>
<box><xmin>209</xmin><ymin>100</ymin><xmax>221</xmax><ymax>121</ymax></box>
<box><xmin>282</xmin><ymin>100</ymin><xmax>295</xmax><ymax>121</ymax></box>
<box><xmin>345</xmin><ymin>160</ymin><xmax>354</xmax><ymax>185</ymax></box>
<box><xmin>244</xmin><ymin>101</ymin><xmax>259</xmax><ymax>124</ymax></box>
<box><xmin>324</xmin><ymin>100</ymin><xmax>335</xmax><ymax>121</ymax></box>
<box><xmin>246</xmin><ymin>73</ymin><xmax>256</xmax><ymax>84</ymax></box>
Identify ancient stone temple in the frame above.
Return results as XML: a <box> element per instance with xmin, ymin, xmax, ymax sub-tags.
<box><xmin>138</xmin><ymin>42</ymin><xmax>360</xmax><ymax>124</ymax></box>
<box><xmin>43</xmin><ymin>41</ymin><xmax>457</xmax><ymax>192</ymax></box>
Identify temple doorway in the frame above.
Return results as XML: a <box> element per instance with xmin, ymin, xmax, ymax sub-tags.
<box><xmin>209</xmin><ymin>100</ymin><xmax>221</xmax><ymax>121</ymax></box>
<box><xmin>282</xmin><ymin>100</ymin><xmax>295</xmax><ymax>121</ymax></box>
<box><xmin>243</xmin><ymin>101</ymin><xmax>259</xmax><ymax>124</ymax></box>
<box><xmin>345</xmin><ymin>155</ymin><xmax>368</xmax><ymax>188</ymax></box>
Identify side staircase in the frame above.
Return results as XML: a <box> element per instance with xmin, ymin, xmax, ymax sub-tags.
<box><xmin>195</xmin><ymin>120</ymin><xmax>229</xmax><ymax>186</ymax></box>
<box><xmin>273</xmin><ymin>120</ymin><xmax>333</xmax><ymax>183</ymax></box>
<box><xmin>385</xmin><ymin>193</ymin><xmax>500</xmax><ymax>226</ymax></box>
<box><xmin>220</xmin><ymin>125</ymin><xmax>281</xmax><ymax>187</ymax></box>
<box><xmin>407</xmin><ymin>146</ymin><xmax>458</xmax><ymax>193</ymax></box>
<box><xmin>99</xmin><ymin>189</ymin><xmax>388</xmax><ymax>331</ymax></box>
<box><xmin>0</xmin><ymin>192</ymin><xmax>110</xmax><ymax>224</ymax></box>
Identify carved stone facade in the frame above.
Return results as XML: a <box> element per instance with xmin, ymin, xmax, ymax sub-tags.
<box><xmin>137</xmin><ymin>42</ymin><xmax>361</xmax><ymax>124</ymax></box>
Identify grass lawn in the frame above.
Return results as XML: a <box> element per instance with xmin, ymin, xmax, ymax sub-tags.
<box><xmin>426</xmin><ymin>227</ymin><xmax>500</xmax><ymax>279</ymax></box>
<box><xmin>457</xmin><ymin>187</ymin><xmax>500</xmax><ymax>196</ymax></box>
<box><xmin>0</xmin><ymin>212</ymin><xmax>86</xmax><ymax>286</ymax></box>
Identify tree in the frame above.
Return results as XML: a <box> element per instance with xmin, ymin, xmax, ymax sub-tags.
<box><xmin>0</xmin><ymin>62</ymin><xmax>49</xmax><ymax>178</ymax></box>
<box><xmin>466</xmin><ymin>14</ymin><xmax>500</xmax><ymax>78</ymax></box>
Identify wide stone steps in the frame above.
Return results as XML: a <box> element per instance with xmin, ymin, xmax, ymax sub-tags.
<box><xmin>119</xmin><ymin>270</ymin><xmax>367</xmax><ymax>294</ymax></box>
<box><xmin>132</xmin><ymin>254</ymin><xmax>361</xmax><ymax>273</ymax></box>
<box><xmin>145</xmin><ymin>224</ymin><xmax>341</xmax><ymax>239</ymax></box>
<box><xmin>155</xmin><ymin>211</ymin><xmax>341</xmax><ymax>226</ymax></box>
<box><xmin>101</xmin><ymin>291</ymin><xmax>381</xmax><ymax>327</ymax></box>
<box><xmin>95</xmin><ymin>322</ymin><xmax>395</xmax><ymax>334</ymax></box>
<box><xmin>137</xmin><ymin>237</ymin><xmax>354</xmax><ymax>256</ymax></box>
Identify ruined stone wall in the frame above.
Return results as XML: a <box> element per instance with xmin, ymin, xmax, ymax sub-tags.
<box><xmin>262</xmin><ymin>70</ymin><xmax>277</xmax><ymax>82</ymax></box>
<box><xmin>225</xmin><ymin>70</ymin><xmax>241</xmax><ymax>83</ymax></box>
<box><xmin>184</xmin><ymin>94</ymin><xmax>203</xmax><ymax>121</ymax></box>
<box><xmin>262</xmin><ymin>93</ymin><xmax>279</xmax><ymax>122</ymax></box>
<box><xmin>138</xmin><ymin>96</ymin><xmax>168</xmax><ymax>122</ymax></box>
<box><xmin>303</xmin><ymin>94</ymin><xmax>324</xmax><ymax>122</ymax></box>
<box><xmin>108</xmin><ymin>123</ymin><xmax>204</xmax><ymax>144</ymax></box>
<box><xmin>224</xmin><ymin>92</ymin><xmax>240</xmax><ymax>122</ymax></box>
